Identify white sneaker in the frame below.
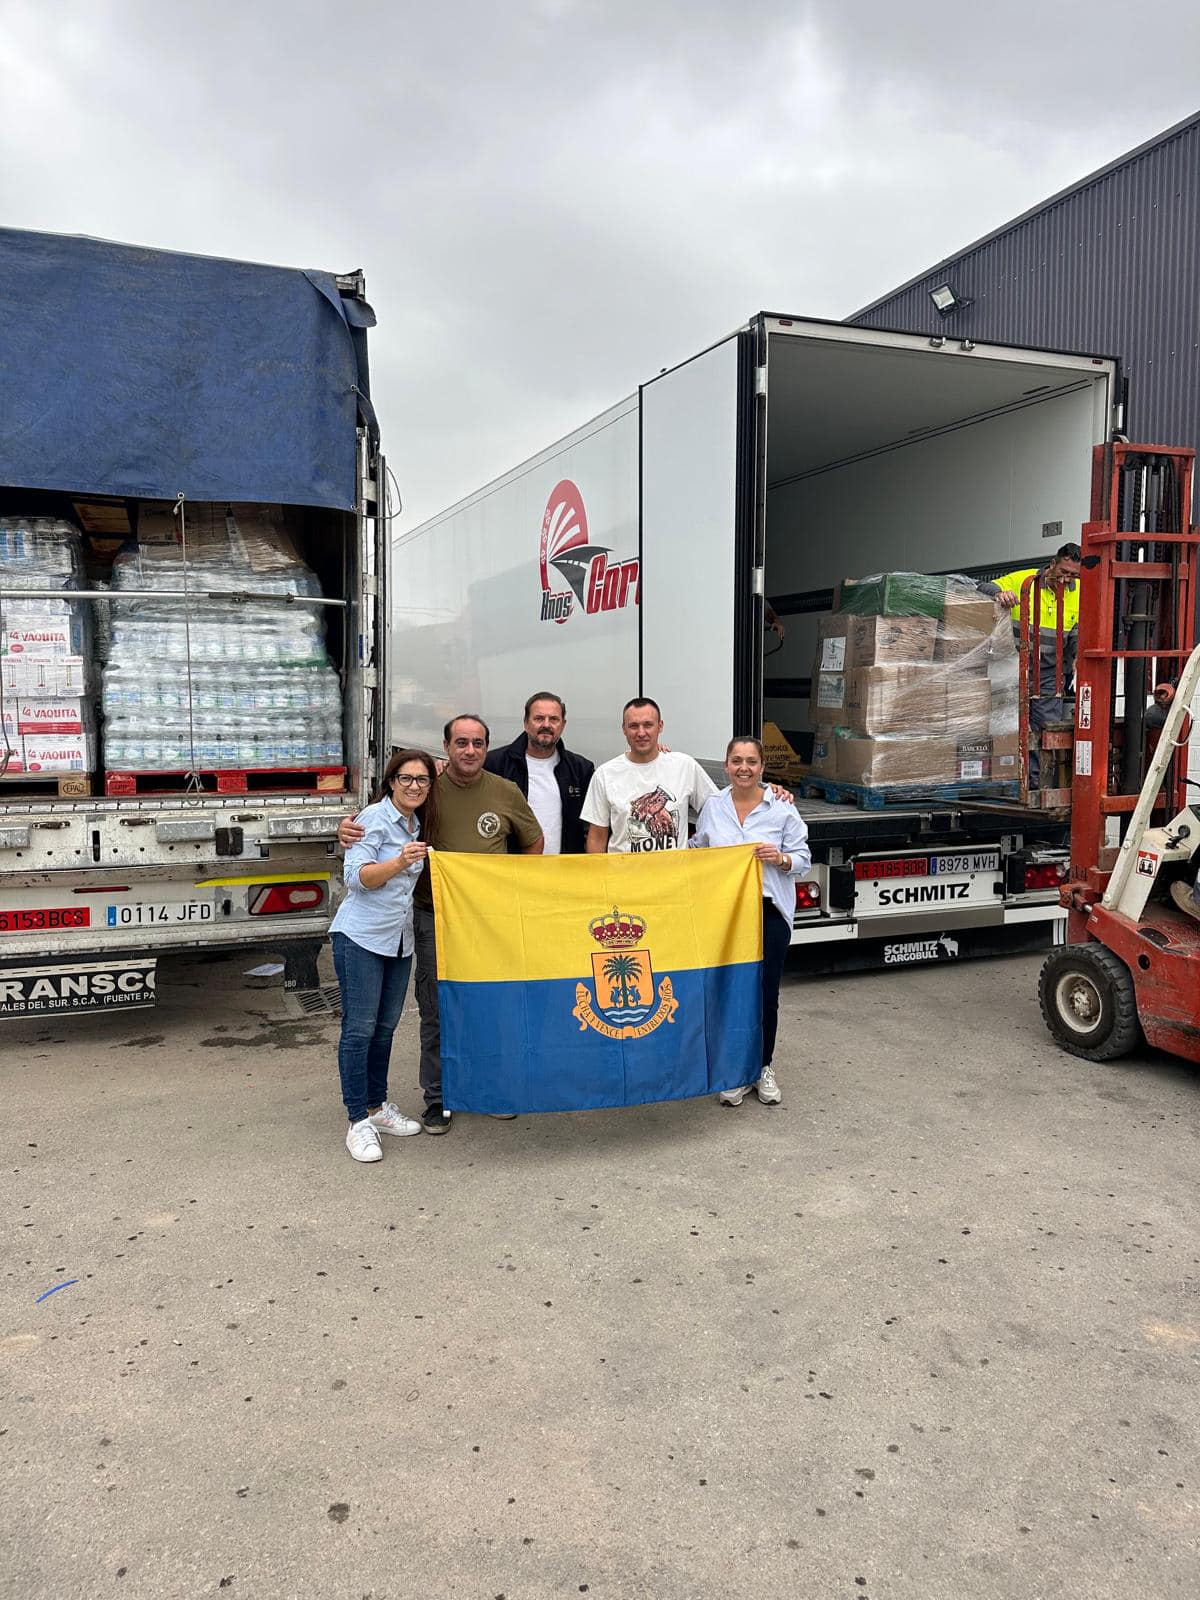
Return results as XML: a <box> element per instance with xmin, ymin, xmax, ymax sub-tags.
<box><xmin>346</xmin><ymin>1119</ymin><xmax>383</xmax><ymax>1162</ymax></box>
<box><xmin>719</xmin><ymin>1084</ymin><xmax>754</xmax><ymax>1106</ymax></box>
<box><xmin>369</xmin><ymin>1101</ymin><xmax>421</xmax><ymax>1137</ymax></box>
<box><xmin>755</xmin><ymin>1065</ymin><xmax>782</xmax><ymax>1105</ymax></box>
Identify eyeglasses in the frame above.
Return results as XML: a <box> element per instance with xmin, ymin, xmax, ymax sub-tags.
<box><xmin>393</xmin><ymin>774</ymin><xmax>432</xmax><ymax>789</ymax></box>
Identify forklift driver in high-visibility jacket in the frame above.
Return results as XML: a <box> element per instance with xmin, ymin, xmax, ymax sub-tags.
<box><xmin>976</xmin><ymin>542</ymin><xmax>1083</xmax><ymax>785</ymax></box>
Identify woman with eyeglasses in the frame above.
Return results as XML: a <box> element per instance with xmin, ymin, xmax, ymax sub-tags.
<box><xmin>329</xmin><ymin>749</ymin><xmax>439</xmax><ymax>1162</ymax></box>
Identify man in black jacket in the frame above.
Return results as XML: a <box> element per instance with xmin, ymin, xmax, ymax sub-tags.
<box><xmin>484</xmin><ymin>691</ymin><xmax>594</xmax><ymax>855</ymax></box>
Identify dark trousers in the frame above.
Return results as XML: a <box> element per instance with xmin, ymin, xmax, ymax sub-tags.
<box><xmin>413</xmin><ymin>902</ymin><xmax>442</xmax><ymax>1106</ymax></box>
<box><xmin>762</xmin><ymin>899</ymin><xmax>791</xmax><ymax>1068</ymax></box>
<box><xmin>331</xmin><ymin>931</ymin><xmax>411</xmax><ymax>1123</ymax></box>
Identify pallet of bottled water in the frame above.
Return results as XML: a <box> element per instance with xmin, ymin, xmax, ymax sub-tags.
<box><xmin>100</xmin><ymin>523</ymin><xmax>345</xmax><ymax>784</ymax></box>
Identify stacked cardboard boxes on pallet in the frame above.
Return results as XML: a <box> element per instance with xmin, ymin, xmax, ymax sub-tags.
<box><xmin>810</xmin><ymin>572</ymin><xmax>1016</xmax><ymax>793</ymax></box>
<box><xmin>0</xmin><ymin>518</ymin><xmax>96</xmax><ymax>786</ymax></box>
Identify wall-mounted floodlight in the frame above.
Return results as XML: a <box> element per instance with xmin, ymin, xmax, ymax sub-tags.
<box><xmin>929</xmin><ymin>282</ymin><xmax>973</xmax><ymax>315</ymax></box>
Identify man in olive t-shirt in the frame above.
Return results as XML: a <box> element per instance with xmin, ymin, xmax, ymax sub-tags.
<box><xmin>342</xmin><ymin>713</ymin><xmax>542</xmax><ymax>1134</ymax></box>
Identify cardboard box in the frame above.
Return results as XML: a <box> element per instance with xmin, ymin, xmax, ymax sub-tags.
<box><xmin>941</xmin><ymin>595</ymin><xmax>997</xmax><ymax>637</ymax></box>
<box><xmin>954</xmin><ymin>739</ymin><xmax>993</xmax><ymax>782</ymax></box>
<box><xmin>990</xmin><ymin>733</ymin><xmax>1020</xmax><ymax>777</ymax></box>
<box><xmin>21</xmin><ymin>734</ymin><xmax>96</xmax><ymax>774</ymax></box>
<box><xmin>945</xmin><ymin>673</ymin><xmax>991</xmax><ymax>737</ymax></box>
<box><xmin>0</xmin><ymin>655</ymin><xmax>88</xmax><ymax>696</ymax></box>
<box><xmin>812</xmin><ymin>670</ymin><xmax>850</xmax><ymax>718</ymax></box>
<box><xmin>847</xmin><ymin>614</ymin><xmax>938</xmax><ymax>668</ymax></box>
<box><xmin>1</xmin><ymin>617</ymin><xmax>86</xmax><ymax>656</ymax></box>
<box><xmin>14</xmin><ymin>697</ymin><xmax>90</xmax><ymax>735</ymax></box>
<box><xmin>836</xmin><ymin>735</ymin><xmax>956</xmax><ymax>787</ymax></box>
<box><xmin>938</xmin><ymin>594</ymin><xmax>1002</xmax><ymax>663</ymax></box>
<box><xmin>846</xmin><ymin>664</ymin><xmax>946</xmax><ymax>736</ymax></box>
<box><xmin>809</xmin><ymin>729</ymin><xmax>839</xmax><ymax>779</ymax></box>
<box><xmin>761</xmin><ymin>721</ymin><xmax>806</xmax><ymax>784</ymax></box>
<box><xmin>936</xmin><ymin>630</ymin><xmax>993</xmax><ymax>665</ymax></box>
<box><xmin>839</xmin><ymin>573</ymin><xmax>946</xmax><ymax>620</ymax></box>
<box><xmin>989</xmin><ymin>621</ymin><xmax>1016</xmax><ymax>658</ymax></box>
<box><xmin>813</xmin><ymin>612</ymin><xmax>850</xmax><ymax>673</ymax></box>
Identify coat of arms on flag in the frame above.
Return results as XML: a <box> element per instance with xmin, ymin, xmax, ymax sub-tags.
<box><xmin>573</xmin><ymin>906</ymin><xmax>678</xmax><ymax>1039</ymax></box>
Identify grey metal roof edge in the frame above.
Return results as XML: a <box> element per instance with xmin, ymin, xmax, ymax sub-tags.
<box><xmin>846</xmin><ymin>107</ymin><xmax>1200</xmax><ymax>321</ymax></box>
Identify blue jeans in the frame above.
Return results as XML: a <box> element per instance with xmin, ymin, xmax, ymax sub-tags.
<box><xmin>331</xmin><ymin>931</ymin><xmax>412</xmax><ymax>1123</ymax></box>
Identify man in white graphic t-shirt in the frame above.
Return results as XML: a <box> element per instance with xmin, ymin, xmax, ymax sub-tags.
<box><xmin>582</xmin><ymin>698</ymin><xmax>719</xmax><ymax>854</ymax></box>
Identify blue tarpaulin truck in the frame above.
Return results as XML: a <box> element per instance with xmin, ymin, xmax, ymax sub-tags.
<box><xmin>0</xmin><ymin>229</ymin><xmax>388</xmax><ymax>1018</ymax></box>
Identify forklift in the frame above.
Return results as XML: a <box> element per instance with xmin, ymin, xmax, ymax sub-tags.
<box><xmin>1037</xmin><ymin>443</ymin><xmax>1200</xmax><ymax>1064</ymax></box>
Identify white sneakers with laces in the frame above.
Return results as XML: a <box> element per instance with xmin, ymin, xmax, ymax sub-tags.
<box><xmin>369</xmin><ymin>1102</ymin><xmax>422</xmax><ymax>1137</ymax></box>
<box><xmin>719</xmin><ymin>1066</ymin><xmax>782</xmax><ymax>1108</ymax></box>
<box><xmin>755</xmin><ymin>1064</ymin><xmax>782</xmax><ymax>1105</ymax></box>
<box><xmin>346</xmin><ymin>1119</ymin><xmax>383</xmax><ymax>1162</ymax></box>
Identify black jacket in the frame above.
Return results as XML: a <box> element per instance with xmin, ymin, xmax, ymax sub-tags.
<box><xmin>484</xmin><ymin>735</ymin><xmax>595</xmax><ymax>854</ymax></box>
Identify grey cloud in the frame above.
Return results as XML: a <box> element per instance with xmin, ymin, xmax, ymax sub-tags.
<box><xmin>0</xmin><ymin>0</ymin><xmax>1196</xmax><ymax>524</ymax></box>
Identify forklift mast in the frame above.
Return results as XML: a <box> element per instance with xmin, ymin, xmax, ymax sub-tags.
<box><xmin>1066</xmin><ymin>442</ymin><xmax>1198</xmax><ymax>931</ymax></box>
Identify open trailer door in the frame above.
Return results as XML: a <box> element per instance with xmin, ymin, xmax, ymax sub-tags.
<box><xmin>638</xmin><ymin>328</ymin><xmax>760</xmax><ymax>767</ymax></box>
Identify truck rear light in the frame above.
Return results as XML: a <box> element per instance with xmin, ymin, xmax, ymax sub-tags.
<box><xmin>795</xmin><ymin>881</ymin><xmax>821</xmax><ymax>908</ymax></box>
<box><xmin>248</xmin><ymin>881</ymin><xmax>326</xmax><ymax>915</ymax></box>
<box><xmin>1024</xmin><ymin>864</ymin><xmax>1064</xmax><ymax>891</ymax></box>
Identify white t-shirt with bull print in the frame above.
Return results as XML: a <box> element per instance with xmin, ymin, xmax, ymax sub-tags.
<box><xmin>581</xmin><ymin>752</ymin><xmax>718</xmax><ymax>854</ymax></box>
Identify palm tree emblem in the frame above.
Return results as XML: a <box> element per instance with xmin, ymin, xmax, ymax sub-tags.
<box><xmin>602</xmin><ymin>953</ymin><xmax>641</xmax><ymax>1011</ymax></box>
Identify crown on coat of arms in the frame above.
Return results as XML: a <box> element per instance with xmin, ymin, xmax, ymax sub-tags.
<box><xmin>588</xmin><ymin>906</ymin><xmax>646</xmax><ymax>948</ymax></box>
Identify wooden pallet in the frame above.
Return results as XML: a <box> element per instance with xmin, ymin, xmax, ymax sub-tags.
<box><xmin>801</xmin><ymin>775</ymin><xmax>1019</xmax><ymax>810</ymax></box>
<box><xmin>103</xmin><ymin>765</ymin><xmax>346</xmax><ymax>797</ymax></box>
<box><xmin>0</xmin><ymin>771</ymin><xmax>93</xmax><ymax>798</ymax></box>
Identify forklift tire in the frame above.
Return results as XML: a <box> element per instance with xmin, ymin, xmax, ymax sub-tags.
<box><xmin>1038</xmin><ymin>943</ymin><xmax>1141</xmax><ymax>1062</ymax></box>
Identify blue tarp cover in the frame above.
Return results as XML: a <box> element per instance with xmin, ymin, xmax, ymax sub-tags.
<box><xmin>0</xmin><ymin>228</ymin><xmax>374</xmax><ymax>511</ymax></box>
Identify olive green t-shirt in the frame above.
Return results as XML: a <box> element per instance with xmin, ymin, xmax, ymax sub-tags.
<box><xmin>415</xmin><ymin>769</ymin><xmax>542</xmax><ymax>905</ymax></box>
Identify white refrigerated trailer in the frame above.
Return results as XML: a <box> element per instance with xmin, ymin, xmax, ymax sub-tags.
<box><xmin>391</xmin><ymin>314</ymin><xmax>1118</xmax><ymax>971</ymax></box>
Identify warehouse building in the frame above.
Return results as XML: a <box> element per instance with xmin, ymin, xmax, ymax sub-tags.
<box><xmin>850</xmin><ymin>111</ymin><xmax>1200</xmax><ymax>466</ymax></box>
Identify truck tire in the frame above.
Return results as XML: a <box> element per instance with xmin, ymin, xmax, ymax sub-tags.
<box><xmin>1038</xmin><ymin>943</ymin><xmax>1141</xmax><ymax>1061</ymax></box>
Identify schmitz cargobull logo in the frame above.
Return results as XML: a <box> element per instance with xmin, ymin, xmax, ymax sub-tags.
<box><xmin>882</xmin><ymin>933</ymin><xmax>960</xmax><ymax>966</ymax></box>
<box><xmin>539</xmin><ymin>479</ymin><xmax>639</xmax><ymax>625</ymax></box>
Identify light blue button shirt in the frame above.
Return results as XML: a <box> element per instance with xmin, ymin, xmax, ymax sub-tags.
<box><xmin>689</xmin><ymin>786</ymin><xmax>812</xmax><ymax>927</ymax></box>
<box><xmin>329</xmin><ymin>796</ymin><xmax>422</xmax><ymax>957</ymax></box>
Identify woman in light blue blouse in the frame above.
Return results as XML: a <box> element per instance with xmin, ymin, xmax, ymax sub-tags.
<box><xmin>329</xmin><ymin>749</ymin><xmax>438</xmax><ymax>1163</ymax></box>
<box><xmin>690</xmin><ymin>736</ymin><xmax>811</xmax><ymax>1107</ymax></box>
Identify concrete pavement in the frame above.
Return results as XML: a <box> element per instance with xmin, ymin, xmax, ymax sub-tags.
<box><xmin>2</xmin><ymin>949</ymin><xmax>1198</xmax><ymax>1599</ymax></box>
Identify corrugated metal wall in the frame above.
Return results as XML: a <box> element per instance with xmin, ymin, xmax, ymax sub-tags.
<box><xmin>851</xmin><ymin>115</ymin><xmax>1200</xmax><ymax>458</ymax></box>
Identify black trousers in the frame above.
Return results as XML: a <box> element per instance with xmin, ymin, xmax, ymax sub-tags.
<box><xmin>762</xmin><ymin>899</ymin><xmax>791</xmax><ymax>1068</ymax></box>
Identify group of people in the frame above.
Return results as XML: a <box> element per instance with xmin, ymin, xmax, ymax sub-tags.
<box><xmin>328</xmin><ymin>692</ymin><xmax>811</xmax><ymax>1162</ymax></box>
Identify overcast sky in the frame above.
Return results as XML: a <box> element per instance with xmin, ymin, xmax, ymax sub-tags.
<box><xmin>3</xmin><ymin>0</ymin><xmax>1198</xmax><ymax>527</ymax></box>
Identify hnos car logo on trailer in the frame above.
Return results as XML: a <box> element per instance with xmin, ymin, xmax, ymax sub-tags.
<box><xmin>538</xmin><ymin>479</ymin><xmax>639</xmax><ymax>624</ymax></box>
